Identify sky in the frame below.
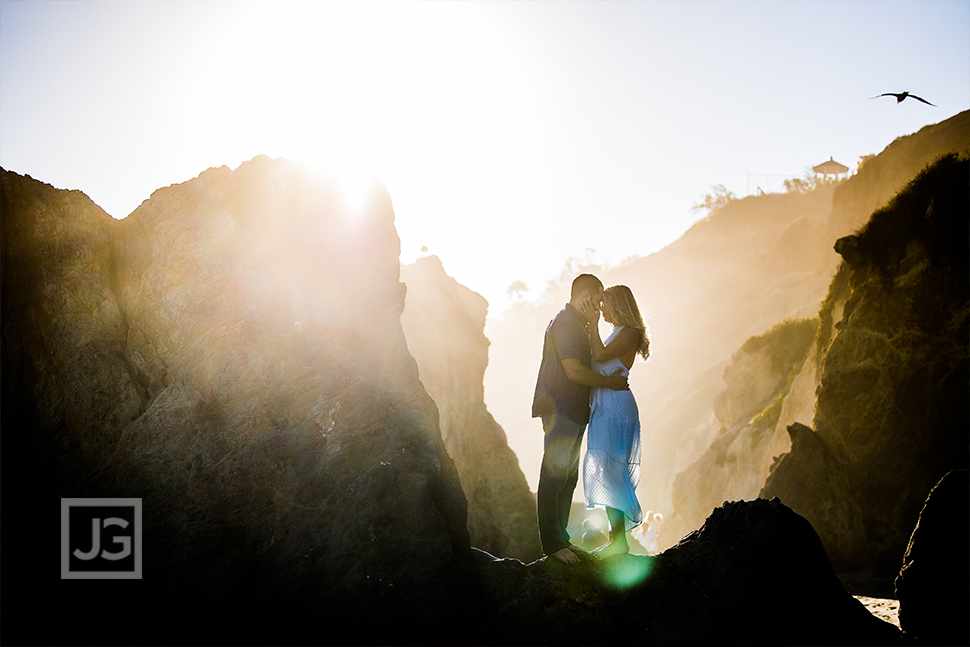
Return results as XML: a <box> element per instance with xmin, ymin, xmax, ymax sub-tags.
<box><xmin>2</xmin><ymin>0</ymin><xmax>968</xmax><ymax>315</ymax></box>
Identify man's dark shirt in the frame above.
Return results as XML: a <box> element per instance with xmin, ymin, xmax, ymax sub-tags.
<box><xmin>532</xmin><ymin>303</ymin><xmax>592</xmax><ymax>425</ymax></box>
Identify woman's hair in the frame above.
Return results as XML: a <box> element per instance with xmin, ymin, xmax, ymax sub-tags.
<box><xmin>604</xmin><ymin>285</ymin><xmax>650</xmax><ymax>360</ymax></box>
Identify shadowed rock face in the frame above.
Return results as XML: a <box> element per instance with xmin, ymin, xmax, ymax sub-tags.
<box><xmin>762</xmin><ymin>155</ymin><xmax>970</xmax><ymax>575</ymax></box>
<box><xmin>895</xmin><ymin>469</ymin><xmax>969</xmax><ymax>645</ymax></box>
<box><xmin>401</xmin><ymin>256</ymin><xmax>542</xmax><ymax>562</ymax></box>
<box><xmin>1</xmin><ymin>158</ymin><xmax>479</xmax><ymax>645</ymax></box>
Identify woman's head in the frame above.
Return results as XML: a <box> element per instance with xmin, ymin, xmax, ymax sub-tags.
<box><xmin>603</xmin><ymin>285</ymin><xmax>650</xmax><ymax>360</ymax></box>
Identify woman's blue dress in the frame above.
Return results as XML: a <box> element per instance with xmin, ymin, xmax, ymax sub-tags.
<box><xmin>584</xmin><ymin>326</ymin><xmax>643</xmax><ymax>532</ymax></box>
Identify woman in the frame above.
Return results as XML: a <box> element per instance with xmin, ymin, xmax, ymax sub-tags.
<box><xmin>581</xmin><ymin>284</ymin><xmax>650</xmax><ymax>558</ymax></box>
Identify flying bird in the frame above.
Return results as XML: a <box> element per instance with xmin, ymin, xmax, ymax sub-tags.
<box><xmin>870</xmin><ymin>91</ymin><xmax>936</xmax><ymax>106</ymax></box>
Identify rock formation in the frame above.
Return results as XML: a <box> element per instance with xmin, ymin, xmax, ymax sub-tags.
<box><xmin>476</xmin><ymin>498</ymin><xmax>900</xmax><ymax>645</ymax></box>
<box><xmin>1</xmin><ymin>158</ymin><xmax>481</xmax><ymax>645</ymax></box>
<box><xmin>824</xmin><ymin>111</ymin><xmax>970</xmax><ymax>243</ymax></box>
<box><xmin>0</xmin><ymin>155</ymin><xmax>924</xmax><ymax>646</ymax></box>
<box><xmin>665</xmin><ymin>317</ymin><xmax>817</xmax><ymax>544</ymax></box>
<box><xmin>762</xmin><ymin>154</ymin><xmax>969</xmax><ymax>575</ymax></box>
<box><xmin>401</xmin><ymin>256</ymin><xmax>542</xmax><ymax>561</ymax></box>
<box><xmin>895</xmin><ymin>469</ymin><xmax>969</xmax><ymax>645</ymax></box>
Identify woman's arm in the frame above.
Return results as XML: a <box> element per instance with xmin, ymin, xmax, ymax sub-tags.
<box><xmin>590</xmin><ymin>326</ymin><xmax>639</xmax><ymax>363</ymax></box>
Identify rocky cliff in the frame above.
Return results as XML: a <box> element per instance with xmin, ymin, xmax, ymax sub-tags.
<box><xmin>824</xmin><ymin>111</ymin><xmax>970</xmax><ymax>243</ymax></box>
<box><xmin>665</xmin><ymin>317</ymin><xmax>818</xmax><ymax>544</ymax></box>
<box><xmin>401</xmin><ymin>256</ymin><xmax>542</xmax><ymax>561</ymax></box>
<box><xmin>1</xmin><ymin>158</ymin><xmax>479</xmax><ymax>644</ymax></box>
<box><xmin>1</xmin><ymin>157</ymin><xmax>912</xmax><ymax>645</ymax></box>
<box><xmin>762</xmin><ymin>153</ymin><xmax>970</xmax><ymax>575</ymax></box>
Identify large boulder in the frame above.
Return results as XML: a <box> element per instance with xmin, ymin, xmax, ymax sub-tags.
<box><xmin>401</xmin><ymin>256</ymin><xmax>542</xmax><ymax>561</ymax></box>
<box><xmin>1</xmin><ymin>159</ymin><xmax>480</xmax><ymax>645</ymax></box>
<box><xmin>895</xmin><ymin>469</ymin><xmax>969</xmax><ymax>645</ymax></box>
<box><xmin>477</xmin><ymin>498</ymin><xmax>901</xmax><ymax>645</ymax></box>
<box><xmin>762</xmin><ymin>154</ymin><xmax>970</xmax><ymax>574</ymax></box>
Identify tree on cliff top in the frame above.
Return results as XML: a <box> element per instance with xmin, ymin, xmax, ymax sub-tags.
<box><xmin>692</xmin><ymin>184</ymin><xmax>737</xmax><ymax>217</ymax></box>
<box><xmin>507</xmin><ymin>280</ymin><xmax>528</xmax><ymax>301</ymax></box>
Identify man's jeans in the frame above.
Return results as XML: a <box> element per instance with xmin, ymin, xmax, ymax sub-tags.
<box><xmin>537</xmin><ymin>414</ymin><xmax>586</xmax><ymax>555</ymax></box>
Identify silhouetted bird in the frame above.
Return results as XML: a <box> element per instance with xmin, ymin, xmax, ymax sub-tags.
<box><xmin>870</xmin><ymin>91</ymin><xmax>936</xmax><ymax>106</ymax></box>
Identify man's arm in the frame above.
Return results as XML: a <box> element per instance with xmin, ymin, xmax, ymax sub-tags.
<box><xmin>561</xmin><ymin>358</ymin><xmax>628</xmax><ymax>390</ymax></box>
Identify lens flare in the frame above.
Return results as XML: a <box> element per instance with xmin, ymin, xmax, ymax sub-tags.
<box><xmin>599</xmin><ymin>554</ymin><xmax>653</xmax><ymax>590</ymax></box>
<box><xmin>301</xmin><ymin>157</ymin><xmax>382</xmax><ymax>223</ymax></box>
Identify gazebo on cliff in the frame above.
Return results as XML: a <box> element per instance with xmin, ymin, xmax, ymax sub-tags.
<box><xmin>813</xmin><ymin>157</ymin><xmax>850</xmax><ymax>181</ymax></box>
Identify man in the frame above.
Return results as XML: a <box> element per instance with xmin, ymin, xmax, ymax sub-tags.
<box><xmin>532</xmin><ymin>274</ymin><xmax>628</xmax><ymax>564</ymax></box>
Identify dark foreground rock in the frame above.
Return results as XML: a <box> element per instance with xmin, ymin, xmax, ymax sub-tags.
<box><xmin>895</xmin><ymin>469</ymin><xmax>969</xmax><ymax>645</ymax></box>
<box><xmin>476</xmin><ymin>498</ymin><xmax>901</xmax><ymax>646</ymax></box>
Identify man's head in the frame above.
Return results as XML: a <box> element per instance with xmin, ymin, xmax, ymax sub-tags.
<box><xmin>569</xmin><ymin>274</ymin><xmax>604</xmax><ymax>309</ymax></box>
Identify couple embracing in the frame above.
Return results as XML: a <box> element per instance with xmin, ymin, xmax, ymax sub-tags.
<box><xmin>532</xmin><ymin>274</ymin><xmax>650</xmax><ymax>564</ymax></box>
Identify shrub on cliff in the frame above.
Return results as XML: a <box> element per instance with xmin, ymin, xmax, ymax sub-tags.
<box><xmin>850</xmin><ymin>152</ymin><xmax>969</xmax><ymax>289</ymax></box>
<box><xmin>741</xmin><ymin>317</ymin><xmax>819</xmax><ymax>379</ymax></box>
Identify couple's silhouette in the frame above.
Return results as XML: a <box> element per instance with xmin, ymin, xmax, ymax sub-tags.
<box><xmin>532</xmin><ymin>274</ymin><xmax>650</xmax><ymax>564</ymax></box>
